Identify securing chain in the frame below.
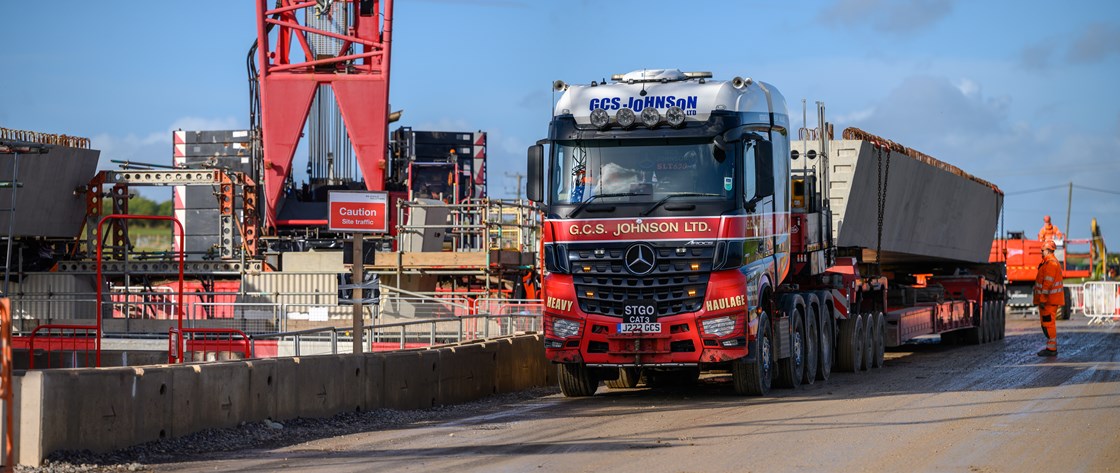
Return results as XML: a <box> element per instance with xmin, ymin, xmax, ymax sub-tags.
<box><xmin>875</xmin><ymin>143</ymin><xmax>891</xmax><ymax>273</ymax></box>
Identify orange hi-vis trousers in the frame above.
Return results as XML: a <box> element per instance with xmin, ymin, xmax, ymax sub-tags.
<box><xmin>1039</xmin><ymin>304</ymin><xmax>1059</xmax><ymax>351</ymax></box>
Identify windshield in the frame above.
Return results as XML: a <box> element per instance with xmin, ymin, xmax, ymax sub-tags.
<box><xmin>550</xmin><ymin>140</ymin><xmax>734</xmax><ymax>205</ymax></box>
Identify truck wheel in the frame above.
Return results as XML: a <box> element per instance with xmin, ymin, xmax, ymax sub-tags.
<box><xmin>837</xmin><ymin>315</ymin><xmax>863</xmax><ymax>373</ymax></box>
<box><xmin>860</xmin><ymin>312</ymin><xmax>874</xmax><ymax>371</ymax></box>
<box><xmin>802</xmin><ymin>304</ymin><xmax>819</xmax><ymax>385</ymax></box>
<box><xmin>733</xmin><ymin>313</ymin><xmax>773</xmax><ymax>396</ymax></box>
<box><xmin>965</xmin><ymin>303</ymin><xmax>985</xmax><ymax>345</ymax></box>
<box><xmin>998</xmin><ymin>300</ymin><xmax>1007</xmax><ymax>339</ymax></box>
<box><xmin>1059</xmin><ymin>287</ymin><xmax>1072</xmax><ymax>320</ymax></box>
<box><xmin>986</xmin><ymin>302</ymin><xmax>996</xmax><ymax>342</ymax></box>
<box><xmin>816</xmin><ymin>308</ymin><xmax>833</xmax><ymax>382</ymax></box>
<box><xmin>606</xmin><ymin>367</ymin><xmax>641</xmax><ymax>389</ymax></box>
<box><xmin>872</xmin><ymin>312</ymin><xmax>886</xmax><ymax>368</ymax></box>
<box><xmin>558</xmin><ymin>363</ymin><xmax>598</xmax><ymax>397</ymax></box>
<box><xmin>777</xmin><ymin>308</ymin><xmax>806</xmax><ymax>388</ymax></box>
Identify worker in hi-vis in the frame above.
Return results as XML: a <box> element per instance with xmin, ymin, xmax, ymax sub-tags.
<box><xmin>1033</xmin><ymin>239</ymin><xmax>1064</xmax><ymax>357</ymax></box>
<box><xmin>1037</xmin><ymin>215</ymin><xmax>1064</xmax><ymax>242</ymax></box>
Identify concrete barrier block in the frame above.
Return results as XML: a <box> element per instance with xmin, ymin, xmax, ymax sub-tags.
<box><xmin>245</xmin><ymin>358</ymin><xmax>277</xmax><ymax>422</ymax></box>
<box><xmin>169</xmin><ymin>362</ymin><xmax>251</xmax><ymax>436</ymax></box>
<box><xmin>270</xmin><ymin>357</ymin><xmax>301</xmax><ymax>421</ymax></box>
<box><xmin>128</xmin><ymin>366</ymin><xmax>175</xmax><ymax>447</ymax></box>
<box><xmin>487</xmin><ymin>338</ymin><xmax>517</xmax><ymax>394</ymax></box>
<box><xmin>382</xmin><ymin>350</ymin><xmax>439</xmax><ymax>410</ymax></box>
<box><xmin>362</xmin><ymin>353</ymin><xmax>386</xmax><ymax>411</ymax></box>
<box><xmin>437</xmin><ymin>344</ymin><xmax>496</xmax><ymax>405</ymax></box>
<box><xmin>30</xmin><ymin>367</ymin><xmax>164</xmax><ymax>458</ymax></box>
<box><xmin>510</xmin><ymin>335</ymin><xmax>552</xmax><ymax>390</ymax></box>
<box><xmin>274</xmin><ymin>354</ymin><xmax>365</xmax><ymax>420</ymax></box>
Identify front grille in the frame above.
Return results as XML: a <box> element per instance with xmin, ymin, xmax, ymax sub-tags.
<box><xmin>569</xmin><ymin>242</ymin><xmax>713</xmax><ymax>318</ymax></box>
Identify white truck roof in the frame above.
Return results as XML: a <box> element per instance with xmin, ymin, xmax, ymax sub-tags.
<box><xmin>553</xmin><ymin>69</ymin><xmax>789</xmax><ymax>129</ymax></box>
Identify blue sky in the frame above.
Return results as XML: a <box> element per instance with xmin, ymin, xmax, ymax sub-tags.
<box><xmin>2</xmin><ymin>0</ymin><xmax>1119</xmax><ymax>241</ymax></box>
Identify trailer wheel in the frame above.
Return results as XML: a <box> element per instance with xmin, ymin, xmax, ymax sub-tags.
<box><xmin>733</xmin><ymin>313</ymin><xmax>773</xmax><ymax>396</ymax></box>
<box><xmin>837</xmin><ymin>315</ymin><xmax>863</xmax><ymax>373</ymax></box>
<box><xmin>998</xmin><ymin>300</ymin><xmax>1007</xmax><ymax>339</ymax></box>
<box><xmin>1059</xmin><ymin>287</ymin><xmax>1072</xmax><ymax>320</ymax></box>
<box><xmin>986</xmin><ymin>302</ymin><xmax>997</xmax><ymax>343</ymax></box>
<box><xmin>777</xmin><ymin>307</ymin><xmax>806</xmax><ymax>388</ymax></box>
<box><xmin>871</xmin><ymin>312</ymin><xmax>885</xmax><ymax>368</ymax></box>
<box><xmin>605</xmin><ymin>367</ymin><xmax>642</xmax><ymax>389</ymax></box>
<box><xmin>860</xmin><ymin>312</ymin><xmax>874</xmax><ymax>371</ymax></box>
<box><xmin>964</xmin><ymin>303</ymin><xmax>985</xmax><ymax>345</ymax></box>
<box><xmin>558</xmin><ymin>363</ymin><xmax>598</xmax><ymax>397</ymax></box>
<box><xmin>816</xmin><ymin>307</ymin><xmax>833</xmax><ymax>382</ymax></box>
<box><xmin>802</xmin><ymin>303</ymin><xmax>819</xmax><ymax>386</ymax></box>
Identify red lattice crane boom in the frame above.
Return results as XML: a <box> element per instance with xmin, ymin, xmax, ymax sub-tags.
<box><xmin>255</xmin><ymin>0</ymin><xmax>393</xmax><ymax>230</ymax></box>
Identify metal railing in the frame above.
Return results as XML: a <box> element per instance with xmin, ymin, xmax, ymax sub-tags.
<box><xmin>248</xmin><ymin>313</ymin><xmax>541</xmax><ymax>357</ymax></box>
<box><xmin>1082</xmin><ymin>281</ymin><xmax>1120</xmax><ymax>326</ymax></box>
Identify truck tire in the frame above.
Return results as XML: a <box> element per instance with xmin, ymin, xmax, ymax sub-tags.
<box><xmin>733</xmin><ymin>313</ymin><xmax>773</xmax><ymax>396</ymax></box>
<box><xmin>986</xmin><ymin>302</ymin><xmax>996</xmax><ymax>342</ymax></box>
<box><xmin>605</xmin><ymin>367</ymin><xmax>641</xmax><ymax>389</ymax></box>
<box><xmin>558</xmin><ymin>363</ymin><xmax>598</xmax><ymax>397</ymax></box>
<box><xmin>1059</xmin><ymin>287</ymin><xmax>1072</xmax><ymax>320</ymax></box>
<box><xmin>998</xmin><ymin>300</ymin><xmax>1007</xmax><ymax>339</ymax></box>
<box><xmin>777</xmin><ymin>307</ymin><xmax>806</xmax><ymax>388</ymax></box>
<box><xmin>872</xmin><ymin>312</ymin><xmax>885</xmax><ymax>368</ymax></box>
<box><xmin>816</xmin><ymin>307</ymin><xmax>833</xmax><ymax>382</ymax></box>
<box><xmin>860</xmin><ymin>312</ymin><xmax>874</xmax><ymax>371</ymax></box>
<box><xmin>802</xmin><ymin>304</ymin><xmax>819</xmax><ymax>386</ymax></box>
<box><xmin>964</xmin><ymin>303</ymin><xmax>985</xmax><ymax>345</ymax></box>
<box><xmin>837</xmin><ymin>315</ymin><xmax>863</xmax><ymax>373</ymax></box>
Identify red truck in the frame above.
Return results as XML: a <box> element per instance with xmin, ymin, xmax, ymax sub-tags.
<box><xmin>527</xmin><ymin>69</ymin><xmax>1007</xmax><ymax>396</ymax></box>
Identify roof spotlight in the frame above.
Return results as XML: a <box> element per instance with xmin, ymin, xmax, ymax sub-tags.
<box><xmin>640</xmin><ymin>107</ymin><xmax>661</xmax><ymax>128</ymax></box>
<box><xmin>666</xmin><ymin>106</ymin><xmax>686</xmax><ymax>128</ymax></box>
<box><xmin>616</xmin><ymin>108</ymin><xmax>636</xmax><ymax>129</ymax></box>
<box><xmin>590</xmin><ymin>108</ymin><xmax>610</xmax><ymax>129</ymax></box>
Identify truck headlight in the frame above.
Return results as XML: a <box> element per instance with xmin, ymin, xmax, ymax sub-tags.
<box><xmin>552</xmin><ymin>318</ymin><xmax>580</xmax><ymax>338</ymax></box>
<box><xmin>701</xmin><ymin>316</ymin><xmax>736</xmax><ymax>337</ymax></box>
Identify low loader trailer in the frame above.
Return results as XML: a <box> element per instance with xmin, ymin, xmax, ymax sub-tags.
<box><xmin>526</xmin><ymin>69</ymin><xmax>1006</xmax><ymax>396</ymax></box>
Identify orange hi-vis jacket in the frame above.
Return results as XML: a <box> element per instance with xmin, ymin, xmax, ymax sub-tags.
<box><xmin>1038</xmin><ymin>223</ymin><xmax>1064</xmax><ymax>242</ymax></box>
<box><xmin>1033</xmin><ymin>254</ymin><xmax>1065</xmax><ymax>306</ymax></box>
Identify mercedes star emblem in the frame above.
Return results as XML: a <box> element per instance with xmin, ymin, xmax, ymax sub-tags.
<box><xmin>624</xmin><ymin>243</ymin><xmax>656</xmax><ymax>275</ymax></box>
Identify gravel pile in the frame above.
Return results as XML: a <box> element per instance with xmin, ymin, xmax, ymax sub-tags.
<box><xmin>18</xmin><ymin>387</ymin><xmax>558</xmax><ymax>473</ymax></box>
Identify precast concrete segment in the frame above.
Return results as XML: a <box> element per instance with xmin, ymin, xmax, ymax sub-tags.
<box><xmin>0</xmin><ymin>145</ymin><xmax>99</xmax><ymax>238</ymax></box>
<box><xmin>437</xmin><ymin>344</ymin><xmax>497</xmax><ymax>405</ymax></box>
<box><xmin>381</xmin><ymin>350</ymin><xmax>440</xmax><ymax>410</ymax></box>
<box><xmin>792</xmin><ymin>139</ymin><xmax>1002</xmax><ymax>264</ymax></box>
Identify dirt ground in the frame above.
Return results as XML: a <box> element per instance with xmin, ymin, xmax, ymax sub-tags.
<box><xmin>156</xmin><ymin>315</ymin><xmax>1120</xmax><ymax>473</ymax></box>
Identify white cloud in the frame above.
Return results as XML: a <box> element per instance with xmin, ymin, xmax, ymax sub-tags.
<box><xmin>1066</xmin><ymin>22</ymin><xmax>1120</xmax><ymax>64</ymax></box>
<box><xmin>818</xmin><ymin>0</ymin><xmax>954</xmax><ymax>37</ymax></box>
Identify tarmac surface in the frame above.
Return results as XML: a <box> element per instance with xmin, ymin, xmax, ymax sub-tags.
<box><xmin>97</xmin><ymin>315</ymin><xmax>1120</xmax><ymax>472</ymax></box>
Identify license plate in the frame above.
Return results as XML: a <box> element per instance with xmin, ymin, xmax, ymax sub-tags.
<box><xmin>617</xmin><ymin>323</ymin><xmax>662</xmax><ymax>334</ymax></box>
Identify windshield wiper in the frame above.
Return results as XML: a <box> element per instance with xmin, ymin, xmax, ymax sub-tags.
<box><xmin>641</xmin><ymin>193</ymin><xmax>721</xmax><ymax>216</ymax></box>
<box><xmin>567</xmin><ymin>192</ymin><xmax>647</xmax><ymax>218</ymax></box>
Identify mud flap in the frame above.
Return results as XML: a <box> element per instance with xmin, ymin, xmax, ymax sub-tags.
<box><xmin>774</xmin><ymin>315</ymin><xmax>791</xmax><ymax>359</ymax></box>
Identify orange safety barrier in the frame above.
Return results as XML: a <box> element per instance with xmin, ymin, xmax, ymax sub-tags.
<box><xmin>27</xmin><ymin>324</ymin><xmax>99</xmax><ymax>369</ymax></box>
<box><xmin>169</xmin><ymin>328</ymin><xmax>252</xmax><ymax>363</ymax></box>
<box><xmin>1</xmin><ymin>298</ymin><xmax>13</xmax><ymax>469</ymax></box>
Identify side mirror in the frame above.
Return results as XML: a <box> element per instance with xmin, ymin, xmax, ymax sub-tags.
<box><xmin>755</xmin><ymin>140</ymin><xmax>774</xmax><ymax>197</ymax></box>
<box><xmin>526</xmin><ymin>144</ymin><xmax>544</xmax><ymax>203</ymax></box>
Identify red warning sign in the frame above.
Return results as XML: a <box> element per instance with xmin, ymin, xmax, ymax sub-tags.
<box><xmin>328</xmin><ymin>191</ymin><xmax>389</xmax><ymax>233</ymax></box>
